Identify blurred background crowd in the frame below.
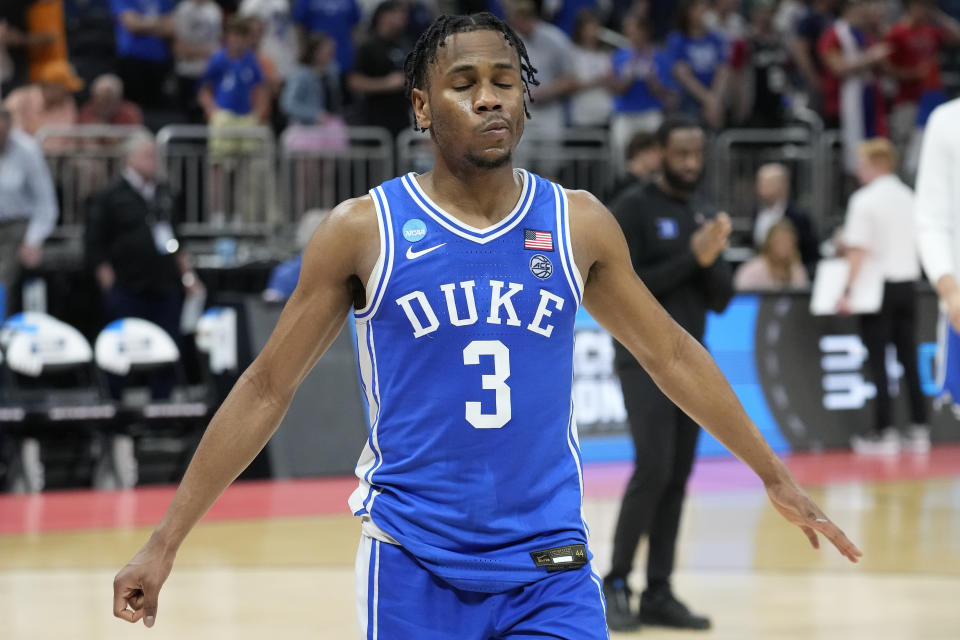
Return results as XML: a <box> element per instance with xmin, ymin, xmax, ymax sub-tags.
<box><xmin>2</xmin><ymin>0</ymin><xmax>958</xmax><ymax>283</ymax></box>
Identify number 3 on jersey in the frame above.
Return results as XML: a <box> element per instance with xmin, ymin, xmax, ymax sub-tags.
<box><xmin>463</xmin><ymin>340</ymin><xmax>511</xmax><ymax>429</ymax></box>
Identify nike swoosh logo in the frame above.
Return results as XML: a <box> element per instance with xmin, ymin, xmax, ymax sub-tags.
<box><xmin>406</xmin><ymin>243</ymin><xmax>447</xmax><ymax>260</ymax></box>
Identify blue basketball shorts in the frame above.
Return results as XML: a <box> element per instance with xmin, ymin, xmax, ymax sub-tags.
<box><xmin>354</xmin><ymin>535</ymin><xmax>609</xmax><ymax>640</ymax></box>
<box><xmin>938</xmin><ymin>312</ymin><xmax>960</xmax><ymax>404</ymax></box>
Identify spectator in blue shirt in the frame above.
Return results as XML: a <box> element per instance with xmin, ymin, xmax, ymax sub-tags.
<box><xmin>610</xmin><ymin>13</ymin><xmax>674</xmax><ymax>173</ymax></box>
<box><xmin>199</xmin><ymin>17</ymin><xmax>267</xmax><ymax>221</ymax></box>
<box><xmin>292</xmin><ymin>0</ymin><xmax>361</xmax><ymax>78</ymax></box>
<box><xmin>199</xmin><ymin>18</ymin><xmax>267</xmax><ymax>123</ymax></box>
<box><xmin>110</xmin><ymin>0</ymin><xmax>175</xmax><ymax>109</ymax></box>
<box><xmin>666</xmin><ymin>0</ymin><xmax>730</xmax><ymax>128</ymax></box>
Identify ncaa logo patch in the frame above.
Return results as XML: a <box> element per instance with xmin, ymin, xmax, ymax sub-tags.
<box><xmin>529</xmin><ymin>254</ymin><xmax>553</xmax><ymax>280</ymax></box>
<box><xmin>402</xmin><ymin>219</ymin><xmax>428</xmax><ymax>243</ymax></box>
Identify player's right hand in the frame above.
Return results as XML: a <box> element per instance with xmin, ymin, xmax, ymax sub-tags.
<box><xmin>113</xmin><ymin>539</ymin><xmax>176</xmax><ymax>628</ymax></box>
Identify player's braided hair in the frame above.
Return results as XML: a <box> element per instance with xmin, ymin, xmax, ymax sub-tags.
<box><xmin>403</xmin><ymin>12</ymin><xmax>540</xmax><ymax>131</ymax></box>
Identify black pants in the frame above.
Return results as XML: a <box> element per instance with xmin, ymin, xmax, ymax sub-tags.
<box><xmin>859</xmin><ymin>281</ymin><xmax>928</xmax><ymax>433</ymax></box>
<box><xmin>607</xmin><ymin>365</ymin><xmax>700</xmax><ymax>590</ymax></box>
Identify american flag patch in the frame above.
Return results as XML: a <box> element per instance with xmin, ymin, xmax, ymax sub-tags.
<box><xmin>524</xmin><ymin>229</ymin><xmax>554</xmax><ymax>251</ymax></box>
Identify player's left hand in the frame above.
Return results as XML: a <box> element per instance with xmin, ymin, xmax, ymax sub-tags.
<box><xmin>765</xmin><ymin>479</ymin><xmax>863</xmax><ymax>563</ymax></box>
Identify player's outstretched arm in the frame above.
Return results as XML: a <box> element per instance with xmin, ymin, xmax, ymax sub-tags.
<box><xmin>569</xmin><ymin>191</ymin><xmax>862</xmax><ymax>563</ymax></box>
<box><xmin>112</xmin><ymin>197</ymin><xmax>379</xmax><ymax>627</ymax></box>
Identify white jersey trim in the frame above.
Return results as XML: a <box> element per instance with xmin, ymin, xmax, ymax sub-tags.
<box><xmin>553</xmin><ymin>184</ymin><xmax>584</xmax><ymax>306</ymax></box>
<box><xmin>349</xmin><ymin>321</ymin><xmax>385</xmax><ymax>515</ymax></box>
<box><xmin>355</xmin><ymin>536</ymin><xmax>381</xmax><ymax>640</ymax></box>
<box><xmin>566</xmin><ymin>403</ymin><xmax>588</xmax><ymax>536</ymax></box>
<box><xmin>361</xmin><ymin>515</ymin><xmax>400</xmax><ymax>545</ymax></box>
<box><xmin>355</xmin><ymin>186</ymin><xmax>395</xmax><ymax>320</ymax></box>
<box><xmin>561</xmin><ymin>188</ymin><xmax>585</xmax><ymax>297</ymax></box>
<box><xmin>355</xmin><ymin>535</ymin><xmax>372</xmax><ymax>639</ymax></box>
<box><xmin>400</xmin><ymin>170</ymin><xmax>535</xmax><ymax>245</ymax></box>
<box><xmin>589</xmin><ymin>568</ymin><xmax>606</xmax><ymax>616</ymax></box>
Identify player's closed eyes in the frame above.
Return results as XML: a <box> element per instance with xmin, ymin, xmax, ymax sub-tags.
<box><xmin>452</xmin><ymin>83</ymin><xmax>513</xmax><ymax>91</ymax></box>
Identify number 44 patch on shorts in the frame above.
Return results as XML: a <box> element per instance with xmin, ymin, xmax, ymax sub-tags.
<box><xmin>530</xmin><ymin>544</ymin><xmax>588</xmax><ymax>572</ymax></box>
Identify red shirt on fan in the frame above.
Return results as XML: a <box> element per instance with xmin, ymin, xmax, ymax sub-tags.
<box><xmin>817</xmin><ymin>23</ymin><xmax>886</xmax><ymax>137</ymax></box>
<box><xmin>886</xmin><ymin>22</ymin><xmax>947</xmax><ymax>104</ymax></box>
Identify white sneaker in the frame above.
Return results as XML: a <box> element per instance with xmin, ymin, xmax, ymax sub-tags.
<box><xmin>111</xmin><ymin>434</ymin><xmax>139</xmax><ymax>489</ymax></box>
<box><xmin>851</xmin><ymin>429</ymin><xmax>901</xmax><ymax>456</ymax></box>
<box><xmin>20</xmin><ymin>438</ymin><xmax>45</xmax><ymax>492</ymax></box>
<box><xmin>903</xmin><ymin>425</ymin><xmax>931</xmax><ymax>454</ymax></box>
<box><xmin>6</xmin><ymin>438</ymin><xmax>45</xmax><ymax>493</ymax></box>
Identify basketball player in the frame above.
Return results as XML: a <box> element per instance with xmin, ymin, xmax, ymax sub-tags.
<box><xmin>113</xmin><ymin>13</ymin><xmax>862</xmax><ymax>638</ymax></box>
<box><xmin>915</xmin><ymin>98</ymin><xmax>960</xmax><ymax>406</ymax></box>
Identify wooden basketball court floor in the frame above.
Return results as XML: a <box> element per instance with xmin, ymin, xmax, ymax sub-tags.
<box><xmin>2</xmin><ymin>446</ymin><xmax>959</xmax><ymax>640</ymax></box>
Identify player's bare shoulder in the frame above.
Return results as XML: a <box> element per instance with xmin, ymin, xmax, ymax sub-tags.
<box><xmin>564</xmin><ymin>188</ymin><xmax>625</xmax><ymax>279</ymax></box>
<box><xmin>302</xmin><ymin>194</ymin><xmax>382</xmax><ymax>287</ymax></box>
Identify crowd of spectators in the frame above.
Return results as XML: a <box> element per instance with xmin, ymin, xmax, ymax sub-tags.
<box><xmin>1</xmin><ymin>0</ymin><xmax>956</xmax><ymax>153</ymax></box>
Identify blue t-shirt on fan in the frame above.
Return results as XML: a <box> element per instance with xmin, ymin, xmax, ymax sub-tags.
<box><xmin>610</xmin><ymin>47</ymin><xmax>671</xmax><ymax>114</ymax></box>
<box><xmin>111</xmin><ymin>0</ymin><xmax>173</xmax><ymax>62</ymax></box>
<box><xmin>292</xmin><ymin>0</ymin><xmax>361</xmax><ymax>75</ymax></box>
<box><xmin>665</xmin><ymin>30</ymin><xmax>728</xmax><ymax>88</ymax></box>
<box><xmin>202</xmin><ymin>50</ymin><xmax>264</xmax><ymax>115</ymax></box>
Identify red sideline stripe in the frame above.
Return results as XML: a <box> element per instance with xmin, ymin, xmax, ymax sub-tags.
<box><xmin>2</xmin><ymin>446</ymin><xmax>959</xmax><ymax>536</ymax></box>
<box><xmin>0</xmin><ymin>476</ymin><xmax>358</xmax><ymax>536</ymax></box>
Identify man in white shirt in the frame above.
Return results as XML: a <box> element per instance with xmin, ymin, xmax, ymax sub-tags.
<box><xmin>839</xmin><ymin>138</ymin><xmax>929</xmax><ymax>455</ymax></box>
<box><xmin>0</xmin><ymin>106</ymin><xmax>57</xmax><ymax>313</ymax></box>
<box><xmin>915</xmin><ymin>97</ymin><xmax>960</xmax><ymax>407</ymax></box>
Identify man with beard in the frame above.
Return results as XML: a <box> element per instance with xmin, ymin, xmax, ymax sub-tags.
<box><xmin>113</xmin><ymin>17</ymin><xmax>859</xmax><ymax>637</ymax></box>
<box><xmin>604</xmin><ymin>116</ymin><xmax>734</xmax><ymax>632</ymax></box>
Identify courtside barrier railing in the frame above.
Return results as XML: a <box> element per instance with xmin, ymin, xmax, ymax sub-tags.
<box><xmin>38</xmin><ymin>124</ymin><xmax>853</xmax><ymax>237</ymax></box>
<box><xmin>278</xmin><ymin>125</ymin><xmax>394</xmax><ymax>221</ymax></box>
<box><xmin>156</xmin><ymin>124</ymin><xmax>277</xmax><ymax>232</ymax></box>
<box><xmin>710</xmin><ymin>127</ymin><xmax>820</xmax><ymax>235</ymax></box>
<box><xmin>35</xmin><ymin>124</ymin><xmax>150</xmax><ymax>233</ymax></box>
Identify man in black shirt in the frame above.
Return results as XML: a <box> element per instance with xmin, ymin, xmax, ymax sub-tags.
<box><xmin>604</xmin><ymin>116</ymin><xmax>733</xmax><ymax>632</ymax></box>
<box><xmin>741</xmin><ymin>0</ymin><xmax>791</xmax><ymax>128</ymax></box>
<box><xmin>347</xmin><ymin>0</ymin><xmax>411</xmax><ymax>136</ymax></box>
<box><xmin>85</xmin><ymin>132</ymin><xmax>203</xmax><ymax>398</ymax></box>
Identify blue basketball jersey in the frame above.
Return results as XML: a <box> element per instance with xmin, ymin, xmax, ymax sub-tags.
<box><xmin>348</xmin><ymin>170</ymin><xmax>588</xmax><ymax>593</ymax></box>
